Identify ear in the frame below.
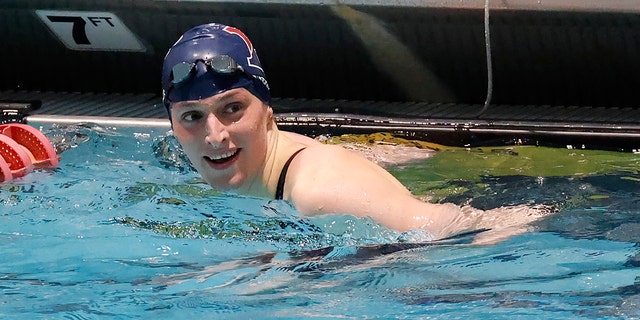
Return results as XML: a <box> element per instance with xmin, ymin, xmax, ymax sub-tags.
<box><xmin>266</xmin><ymin>106</ymin><xmax>278</xmax><ymax>130</ymax></box>
<box><xmin>267</xmin><ymin>104</ymin><xmax>273</xmax><ymax>116</ymax></box>
<box><xmin>265</xmin><ymin>104</ymin><xmax>274</xmax><ymax>120</ymax></box>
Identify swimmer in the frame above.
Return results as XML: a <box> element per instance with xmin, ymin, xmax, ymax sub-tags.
<box><xmin>161</xmin><ymin>23</ymin><xmax>551</xmax><ymax>243</ymax></box>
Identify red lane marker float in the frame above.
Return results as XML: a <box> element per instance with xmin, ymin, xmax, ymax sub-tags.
<box><xmin>0</xmin><ymin>124</ymin><xmax>59</xmax><ymax>168</ymax></box>
<box><xmin>0</xmin><ymin>151</ymin><xmax>13</xmax><ymax>182</ymax></box>
<box><xmin>0</xmin><ymin>134</ymin><xmax>34</xmax><ymax>180</ymax></box>
<box><xmin>0</xmin><ymin>124</ymin><xmax>59</xmax><ymax>183</ymax></box>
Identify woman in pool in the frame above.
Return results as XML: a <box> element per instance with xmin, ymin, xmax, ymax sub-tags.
<box><xmin>162</xmin><ymin>23</ymin><xmax>547</xmax><ymax>242</ymax></box>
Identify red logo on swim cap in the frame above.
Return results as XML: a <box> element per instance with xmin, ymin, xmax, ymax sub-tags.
<box><xmin>223</xmin><ymin>26</ymin><xmax>252</xmax><ymax>51</ymax></box>
<box><xmin>222</xmin><ymin>26</ymin><xmax>263</xmax><ymax>72</ymax></box>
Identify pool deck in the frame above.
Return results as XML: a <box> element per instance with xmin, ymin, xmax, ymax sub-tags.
<box><xmin>2</xmin><ymin>90</ymin><xmax>639</xmax><ymax>151</ymax></box>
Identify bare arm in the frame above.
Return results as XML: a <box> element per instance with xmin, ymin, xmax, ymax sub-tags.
<box><xmin>282</xmin><ymin>135</ymin><xmax>553</xmax><ymax>242</ymax></box>
<box><xmin>286</xmin><ymin>144</ymin><xmax>465</xmax><ymax>238</ymax></box>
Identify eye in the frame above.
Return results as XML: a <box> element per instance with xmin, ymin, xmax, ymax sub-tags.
<box><xmin>224</xmin><ymin>103</ymin><xmax>242</xmax><ymax>114</ymax></box>
<box><xmin>181</xmin><ymin>110</ymin><xmax>204</xmax><ymax>122</ymax></box>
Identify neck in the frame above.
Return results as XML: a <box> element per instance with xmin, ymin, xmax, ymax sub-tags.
<box><xmin>237</xmin><ymin>123</ymin><xmax>300</xmax><ymax>198</ymax></box>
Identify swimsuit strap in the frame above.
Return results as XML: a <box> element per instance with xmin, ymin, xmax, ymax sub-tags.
<box><xmin>275</xmin><ymin>148</ymin><xmax>306</xmax><ymax>200</ymax></box>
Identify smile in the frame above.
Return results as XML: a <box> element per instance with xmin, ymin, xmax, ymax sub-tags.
<box><xmin>204</xmin><ymin>149</ymin><xmax>240</xmax><ymax>165</ymax></box>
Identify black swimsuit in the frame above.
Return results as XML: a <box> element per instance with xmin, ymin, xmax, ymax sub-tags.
<box><xmin>275</xmin><ymin>148</ymin><xmax>306</xmax><ymax>200</ymax></box>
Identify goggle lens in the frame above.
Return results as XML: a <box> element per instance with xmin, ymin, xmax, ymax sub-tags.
<box><xmin>171</xmin><ymin>62</ymin><xmax>195</xmax><ymax>85</ymax></box>
<box><xmin>208</xmin><ymin>55</ymin><xmax>240</xmax><ymax>74</ymax></box>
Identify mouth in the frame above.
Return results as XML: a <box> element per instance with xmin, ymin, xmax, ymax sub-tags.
<box><xmin>204</xmin><ymin>149</ymin><xmax>240</xmax><ymax>166</ymax></box>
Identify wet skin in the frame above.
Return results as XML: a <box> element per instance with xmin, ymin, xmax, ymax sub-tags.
<box><xmin>170</xmin><ymin>88</ymin><xmax>273</xmax><ymax>194</ymax></box>
<box><xmin>170</xmin><ymin>88</ymin><xmax>553</xmax><ymax>242</ymax></box>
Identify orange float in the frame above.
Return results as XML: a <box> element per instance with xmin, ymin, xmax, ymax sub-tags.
<box><xmin>0</xmin><ymin>123</ymin><xmax>59</xmax><ymax>183</ymax></box>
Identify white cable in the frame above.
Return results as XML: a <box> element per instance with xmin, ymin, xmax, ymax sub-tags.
<box><xmin>476</xmin><ymin>0</ymin><xmax>493</xmax><ymax>117</ymax></box>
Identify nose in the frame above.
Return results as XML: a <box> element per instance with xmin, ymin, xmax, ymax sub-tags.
<box><xmin>204</xmin><ymin>113</ymin><xmax>229</xmax><ymax>148</ymax></box>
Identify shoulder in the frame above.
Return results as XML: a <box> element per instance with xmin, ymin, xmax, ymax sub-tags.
<box><xmin>280</xmin><ymin>131</ymin><xmax>323</xmax><ymax>147</ymax></box>
<box><xmin>295</xmin><ymin>143</ymin><xmax>367</xmax><ymax>174</ymax></box>
<box><xmin>286</xmin><ymin>143</ymin><xmax>411</xmax><ymax>214</ymax></box>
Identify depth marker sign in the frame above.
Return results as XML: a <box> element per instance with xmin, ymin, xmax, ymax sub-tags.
<box><xmin>36</xmin><ymin>10</ymin><xmax>145</xmax><ymax>52</ymax></box>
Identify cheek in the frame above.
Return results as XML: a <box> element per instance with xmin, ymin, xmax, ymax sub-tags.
<box><xmin>234</xmin><ymin>120</ymin><xmax>269</xmax><ymax>164</ymax></box>
<box><xmin>172</xmin><ymin>125</ymin><xmax>192</xmax><ymax>146</ymax></box>
<box><xmin>171</xmin><ymin>125</ymin><xmax>202</xmax><ymax>158</ymax></box>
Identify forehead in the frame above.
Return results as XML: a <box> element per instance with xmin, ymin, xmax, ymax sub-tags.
<box><xmin>170</xmin><ymin>88</ymin><xmax>253</xmax><ymax>108</ymax></box>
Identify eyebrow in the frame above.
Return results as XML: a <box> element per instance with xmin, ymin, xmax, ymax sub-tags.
<box><xmin>170</xmin><ymin>101</ymin><xmax>202</xmax><ymax>109</ymax></box>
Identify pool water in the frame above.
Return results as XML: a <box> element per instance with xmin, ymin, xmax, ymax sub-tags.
<box><xmin>1</xmin><ymin>123</ymin><xmax>639</xmax><ymax>319</ymax></box>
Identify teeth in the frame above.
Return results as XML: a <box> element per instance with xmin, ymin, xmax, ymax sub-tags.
<box><xmin>207</xmin><ymin>150</ymin><xmax>237</xmax><ymax>161</ymax></box>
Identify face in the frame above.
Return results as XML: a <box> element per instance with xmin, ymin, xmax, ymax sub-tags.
<box><xmin>170</xmin><ymin>88</ymin><xmax>273</xmax><ymax>191</ymax></box>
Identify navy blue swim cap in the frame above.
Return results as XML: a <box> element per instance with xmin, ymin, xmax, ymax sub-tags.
<box><xmin>161</xmin><ymin>23</ymin><xmax>271</xmax><ymax>115</ymax></box>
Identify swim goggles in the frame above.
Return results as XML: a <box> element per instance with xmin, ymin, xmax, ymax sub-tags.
<box><xmin>169</xmin><ymin>55</ymin><xmax>254</xmax><ymax>87</ymax></box>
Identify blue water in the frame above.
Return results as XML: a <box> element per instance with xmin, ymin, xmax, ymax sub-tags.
<box><xmin>1</xmin><ymin>123</ymin><xmax>639</xmax><ymax>319</ymax></box>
